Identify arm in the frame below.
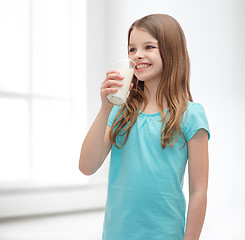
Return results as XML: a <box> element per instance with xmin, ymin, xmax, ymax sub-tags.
<box><xmin>79</xmin><ymin>71</ymin><xmax>130</xmax><ymax>175</ymax></box>
<box><xmin>79</xmin><ymin>107</ymin><xmax>112</xmax><ymax>175</ymax></box>
<box><xmin>184</xmin><ymin>129</ymin><xmax>209</xmax><ymax>240</ymax></box>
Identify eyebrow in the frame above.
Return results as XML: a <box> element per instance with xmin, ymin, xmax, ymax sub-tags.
<box><xmin>128</xmin><ymin>41</ymin><xmax>158</xmax><ymax>46</ymax></box>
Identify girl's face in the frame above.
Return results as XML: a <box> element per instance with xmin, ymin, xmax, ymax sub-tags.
<box><xmin>128</xmin><ymin>27</ymin><xmax>163</xmax><ymax>84</ymax></box>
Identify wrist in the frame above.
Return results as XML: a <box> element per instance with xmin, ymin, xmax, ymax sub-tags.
<box><xmin>100</xmin><ymin>103</ymin><xmax>113</xmax><ymax>116</ymax></box>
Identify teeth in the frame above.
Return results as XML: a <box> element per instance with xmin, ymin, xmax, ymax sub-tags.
<box><xmin>137</xmin><ymin>64</ymin><xmax>150</xmax><ymax>69</ymax></box>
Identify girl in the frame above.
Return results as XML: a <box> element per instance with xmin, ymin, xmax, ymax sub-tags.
<box><xmin>79</xmin><ymin>14</ymin><xmax>210</xmax><ymax>240</ymax></box>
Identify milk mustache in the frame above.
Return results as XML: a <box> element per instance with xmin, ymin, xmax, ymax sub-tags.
<box><xmin>107</xmin><ymin>58</ymin><xmax>135</xmax><ymax>106</ymax></box>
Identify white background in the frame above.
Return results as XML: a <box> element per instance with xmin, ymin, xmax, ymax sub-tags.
<box><xmin>87</xmin><ymin>0</ymin><xmax>245</xmax><ymax>239</ymax></box>
<box><xmin>0</xmin><ymin>0</ymin><xmax>244</xmax><ymax>239</ymax></box>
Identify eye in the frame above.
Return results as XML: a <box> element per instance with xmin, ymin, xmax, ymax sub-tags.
<box><xmin>129</xmin><ymin>48</ymin><xmax>136</xmax><ymax>53</ymax></box>
<box><xmin>146</xmin><ymin>45</ymin><xmax>154</xmax><ymax>49</ymax></box>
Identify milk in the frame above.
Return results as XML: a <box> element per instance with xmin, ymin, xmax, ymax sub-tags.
<box><xmin>107</xmin><ymin>68</ymin><xmax>134</xmax><ymax>106</ymax></box>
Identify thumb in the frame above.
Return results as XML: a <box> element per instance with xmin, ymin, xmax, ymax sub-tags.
<box><xmin>129</xmin><ymin>83</ymin><xmax>134</xmax><ymax>91</ymax></box>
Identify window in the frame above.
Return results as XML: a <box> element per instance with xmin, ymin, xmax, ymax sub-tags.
<box><xmin>0</xmin><ymin>0</ymin><xmax>87</xmax><ymax>188</ymax></box>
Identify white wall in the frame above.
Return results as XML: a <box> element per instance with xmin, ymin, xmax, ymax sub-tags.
<box><xmin>86</xmin><ymin>0</ymin><xmax>245</xmax><ymax>239</ymax></box>
<box><xmin>86</xmin><ymin>0</ymin><xmax>107</xmax><ymax>121</ymax></box>
<box><xmin>85</xmin><ymin>0</ymin><xmax>110</xmax><ymax>185</ymax></box>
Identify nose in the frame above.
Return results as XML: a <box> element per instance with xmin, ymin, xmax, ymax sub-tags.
<box><xmin>135</xmin><ymin>49</ymin><xmax>144</xmax><ymax>59</ymax></box>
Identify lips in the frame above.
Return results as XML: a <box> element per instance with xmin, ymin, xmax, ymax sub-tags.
<box><xmin>135</xmin><ymin>63</ymin><xmax>152</xmax><ymax>70</ymax></box>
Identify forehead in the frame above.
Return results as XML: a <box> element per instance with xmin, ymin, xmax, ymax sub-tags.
<box><xmin>129</xmin><ymin>27</ymin><xmax>158</xmax><ymax>45</ymax></box>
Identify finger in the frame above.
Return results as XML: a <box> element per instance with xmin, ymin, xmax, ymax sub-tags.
<box><xmin>106</xmin><ymin>70</ymin><xmax>120</xmax><ymax>76</ymax></box>
<box><xmin>101</xmin><ymin>88</ymin><xmax>118</xmax><ymax>96</ymax></box>
<box><xmin>101</xmin><ymin>73</ymin><xmax>124</xmax><ymax>86</ymax></box>
<box><xmin>106</xmin><ymin>73</ymin><xmax>124</xmax><ymax>80</ymax></box>
<box><xmin>101</xmin><ymin>80</ymin><xmax>123</xmax><ymax>90</ymax></box>
<box><xmin>129</xmin><ymin>83</ymin><xmax>134</xmax><ymax>91</ymax></box>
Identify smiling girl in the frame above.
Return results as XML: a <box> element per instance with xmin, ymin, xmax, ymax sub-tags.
<box><xmin>79</xmin><ymin>14</ymin><xmax>210</xmax><ymax>240</ymax></box>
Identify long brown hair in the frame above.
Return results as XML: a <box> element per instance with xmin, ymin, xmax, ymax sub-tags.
<box><xmin>109</xmin><ymin>14</ymin><xmax>193</xmax><ymax>149</ymax></box>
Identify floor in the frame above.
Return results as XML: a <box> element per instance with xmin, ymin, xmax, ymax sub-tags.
<box><xmin>0</xmin><ymin>210</ymin><xmax>105</xmax><ymax>240</ymax></box>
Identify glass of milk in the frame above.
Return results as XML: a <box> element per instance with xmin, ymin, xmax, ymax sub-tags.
<box><xmin>107</xmin><ymin>58</ymin><xmax>135</xmax><ymax>106</ymax></box>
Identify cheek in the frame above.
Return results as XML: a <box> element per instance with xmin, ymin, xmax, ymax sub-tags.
<box><xmin>155</xmin><ymin>59</ymin><xmax>163</xmax><ymax>71</ymax></box>
<box><xmin>158</xmin><ymin>63</ymin><xmax>164</xmax><ymax>72</ymax></box>
<box><xmin>153</xmin><ymin>60</ymin><xmax>163</xmax><ymax>70</ymax></box>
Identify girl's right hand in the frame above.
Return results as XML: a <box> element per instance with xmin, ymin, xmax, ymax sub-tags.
<box><xmin>100</xmin><ymin>70</ymin><xmax>124</xmax><ymax>111</ymax></box>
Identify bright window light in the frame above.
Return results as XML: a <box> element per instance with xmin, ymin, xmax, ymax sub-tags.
<box><xmin>0</xmin><ymin>0</ymin><xmax>88</xmax><ymax>188</ymax></box>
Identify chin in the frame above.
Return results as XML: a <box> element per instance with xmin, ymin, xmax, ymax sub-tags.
<box><xmin>135</xmin><ymin>74</ymin><xmax>147</xmax><ymax>82</ymax></box>
<box><xmin>137</xmin><ymin>76</ymin><xmax>150</xmax><ymax>82</ymax></box>
<box><xmin>136</xmin><ymin>78</ymin><xmax>146</xmax><ymax>82</ymax></box>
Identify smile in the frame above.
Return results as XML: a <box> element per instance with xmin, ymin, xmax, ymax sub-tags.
<box><xmin>136</xmin><ymin>64</ymin><xmax>151</xmax><ymax>70</ymax></box>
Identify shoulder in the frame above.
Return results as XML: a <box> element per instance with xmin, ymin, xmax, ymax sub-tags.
<box><xmin>109</xmin><ymin>105</ymin><xmax>121</xmax><ymax>117</ymax></box>
<box><xmin>181</xmin><ymin>101</ymin><xmax>210</xmax><ymax>142</ymax></box>
<box><xmin>107</xmin><ymin>105</ymin><xmax>122</xmax><ymax>127</ymax></box>
<box><xmin>187</xmin><ymin>101</ymin><xmax>204</xmax><ymax>111</ymax></box>
<box><xmin>183</xmin><ymin>101</ymin><xmax>207</xmax><ymax>119</ymax></box>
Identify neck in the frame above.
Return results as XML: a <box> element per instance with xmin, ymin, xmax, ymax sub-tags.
<box><xmin>142</xmin><ymin>79</ymin><xmax>168</xmax><ymax>111</ymax></box>
<box><xmin>144</xmin><ymin>79</ymin><xmax>159</xmax><ymax>103</ymax></box>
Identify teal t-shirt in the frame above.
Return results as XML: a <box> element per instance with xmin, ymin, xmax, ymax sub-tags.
<box><xmin>102</xmin><ymin>101</ymin><xmax>210</xmax><ymax>240</ymax></box>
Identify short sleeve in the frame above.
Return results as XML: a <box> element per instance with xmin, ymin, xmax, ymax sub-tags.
<box><xmin>182</xmin><ymin>103</ymin><xmax>210</xmax><ymax>142</ymax></box>
<box><xmin>107</xmin><ymin>106</ymin><xmax>121</xmax><ymax>127</ymax></box>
